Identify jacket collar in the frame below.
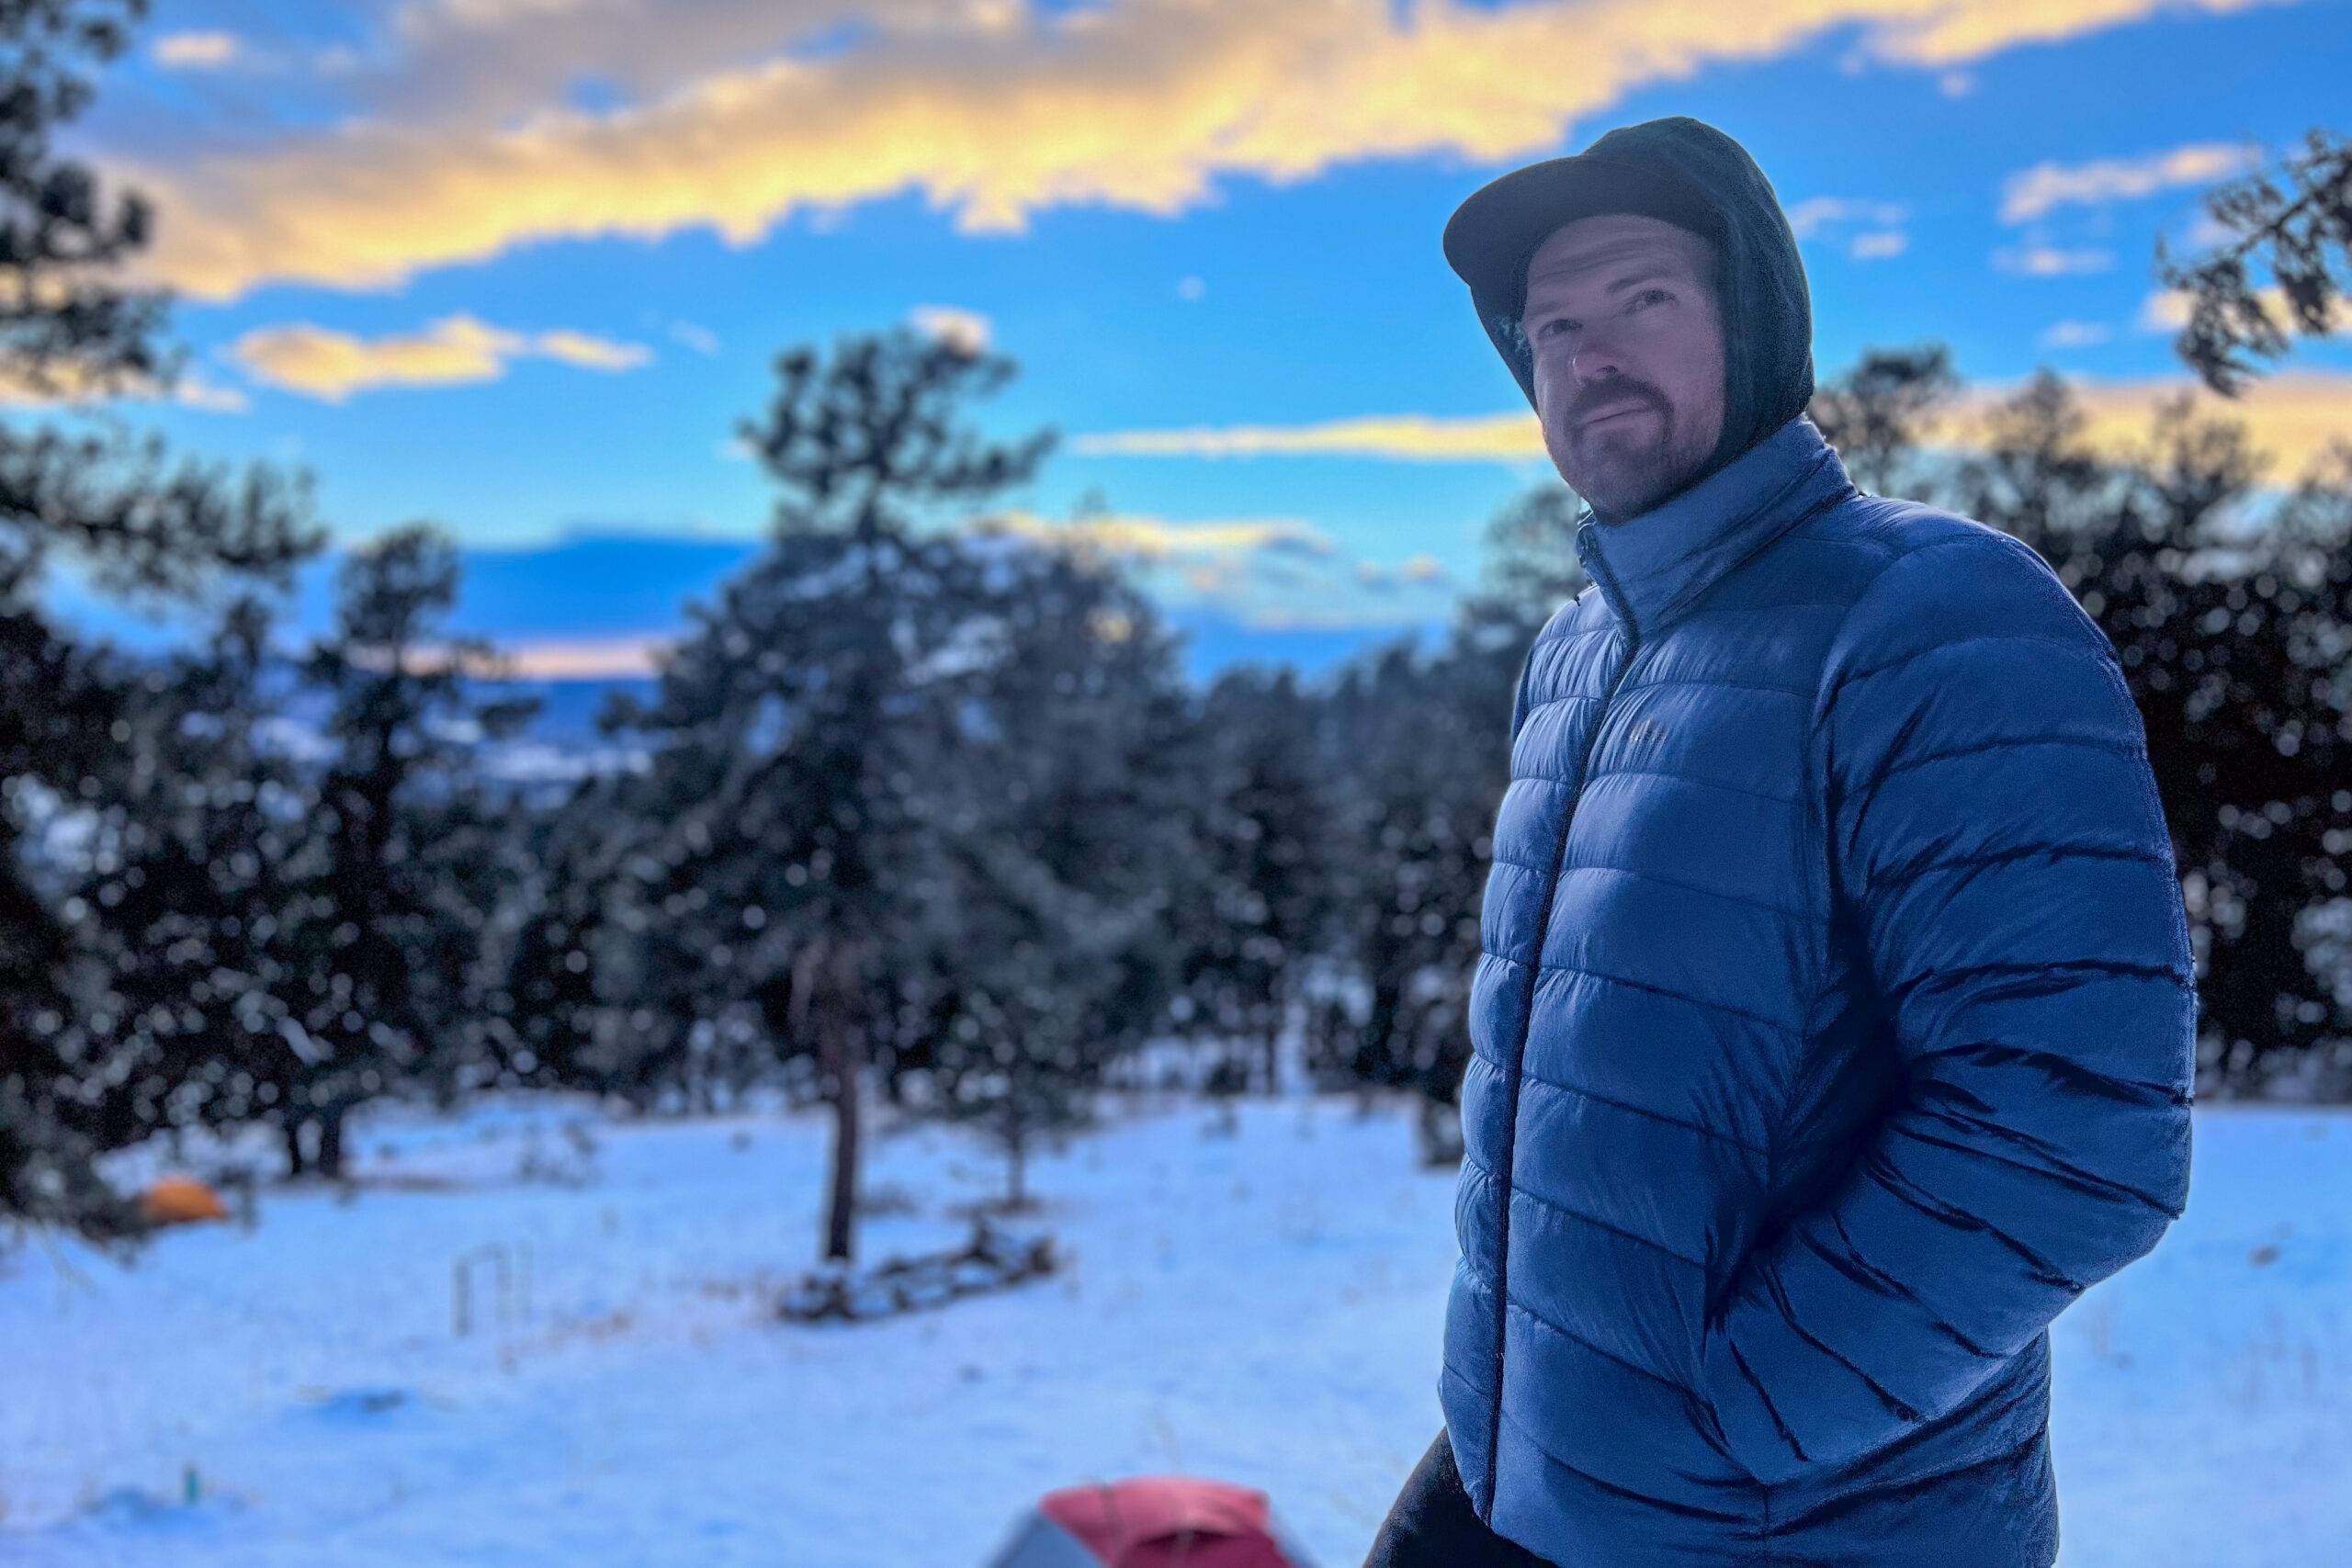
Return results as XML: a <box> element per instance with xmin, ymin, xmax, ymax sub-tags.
<box><xmin>1574</xmin><ymin>416</ymin><xmax>1851</xmax><ymax>638</ymax></box>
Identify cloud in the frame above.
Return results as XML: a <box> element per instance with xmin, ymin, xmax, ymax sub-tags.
<box><xmin>1937</xmin><ymin>372</ymin><xmax>2352</xmax><ymax>479</ymax></box>
<box><xmin>172</xmin><ymin>374</ymin><xmax>254</xmax><ymax>413</ymax></box>
<box><xmin>975</xmin><ymin>507</ymin><xmax>1457</xmax><ymax>627</ymax></box>
<box><xmin>105</xmin><ymin>0</ymin><xmax>2306</xmax><ymax>299</ymax></box>
<box><xmin>1354</xmin><ymin>553</ymin><xmax>1452</xmax><ymax>589</ymax></box>
<box><xmin>978</xmin><ymin>505</ymin><xmax>1411</xmax><ymax>620</ymax></box>
<box><xmin>1075</xmin><ymin>411</ymin><xmax>1545</xmax><ymax>463</ymax></box>
<box><xmin>535</xmin><ymin>329</ymin><xmax>654</xmax><ymax>370</ymax></box>
<box><xmin>1785</xmin><ymin>197</ymin><xmax>1909</xmax><ymax>261</ymax></box>
<box><xmin>153</xmin><ymin>31</ymin><xmax>242</xmax><ymax>70</ymax></box>
<box><xmin>2137</xmin><ymin>287</ymin><xmax>2347</xmax><ymax>336</ymax></box>
<box><xmin>2059</xmin><ymin>374</ymin><xmax>2352</xmax><ymax>479</ymax></box>
<box><xmin>1999</xmin><ymin>141</ymin><xmax>2262</xmax><ymax>224</ymax></box>
<box><xmin>0</xmin><ymin>361</ymin><xmax>249</xmax><ymax>413</ymax></box>
<box><xmin>229</xmin><ymin>313</ymin><xmax>651</xmax><ymax>400</ymax></box>
<box><xmin>501</xmin><ymin>633</ymin><xmax>673</xmax><ymax>680</ymax></box>
<box><xmin>1994</xmin><ymin>244</ymin><xmax>2115</xmax><ymax>276</ymax></box>
<box><xmin>984</xmin><ymin>509</ymin><xmax>1335</xmax><ymax>563</ymax></box>
<box><xmin>908</xmin><ymin>304</ymin><xmax>992</xmax><ymax>354</ymax></box>
<box><xmin>2039</xmin><ymin>319</ymin><xmax>2113</xmax><ymax>348</ymax></box>
<box><xmin>1077</xmin><ymin>367</ymin><xmax>2352</xmax><ymax>483</ymax></box>
<box><xmin>667</xmin><ymin>319</ymin><xmax>722</xmax><ymax>355</ymax></box>
<box><xmin>1785</xmin><ymin>197</ymin><xmax>1905</xmax><ymax>239</ymax></box>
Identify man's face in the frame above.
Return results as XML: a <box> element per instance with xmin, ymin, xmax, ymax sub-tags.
<box><xmin>1521</xmin><ymin>214</ymin><xmax>1726</xmax><ymax>521</ymax></box>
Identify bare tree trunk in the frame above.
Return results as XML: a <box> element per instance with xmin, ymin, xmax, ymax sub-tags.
<box><xmin>317</xmin><ymin>1106</ymin><xmax>347</xmax><ymax>1181</ymax></box>
<box><xmin>282</xmin><ymin>1118</ymin><xmax>308</xmax><ymax>1179</ymax></box>
<box><xmin>796</xmin><ymin>940</ymin><xmax>865</xmax><ymax>1263</ymax></box>
<box><xmin>821</xmin><ymin>1020</ymin><xmax>862</xmax><ymax>1261</ymax></box>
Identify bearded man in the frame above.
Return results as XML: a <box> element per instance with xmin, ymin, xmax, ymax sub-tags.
<box><xmin>1365</xmin><ymin>118</ymin><xmax>2196</xmax><ymax>1567</ymax></box>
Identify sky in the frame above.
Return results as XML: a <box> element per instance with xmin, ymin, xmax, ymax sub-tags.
<box><xmin>49</xmin><ymin>0</ymin><xmax>2352</xmax><ymax>677</ymax></box>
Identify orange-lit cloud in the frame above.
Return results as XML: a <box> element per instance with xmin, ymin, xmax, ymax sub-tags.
<box><xmin>113</xmin><ymin>0</ymin><xmax>2306</xmax><ymax>299</ymax></box>
<box><xmin>500</xmin><ymin>634</ymin><xmax>676</xmax><ymax>680</ymax></box>
<box><xmin>983</xmin><ymin>508</ymin><xmax>1335</xmax><ymax>562</ymax></box>
<box><xmin>230</xmin><ymin>313</ymin><xmax>651</xmax><ymax>400</ymax></box>
<box><xmin>1078</xmin><ymin>372</ymin><xmax>2352</xmax><ymax>477</ymax></box>
<box><xmin>2045</xmin><ymin>372</ymin><xmax>2352</xmax><ymax>479</ymax></box>
<box><xmin>2136</xmin><ymin>287</ymin><xmax>2346</xmax><ymax>337</ymax></box>
<box><xmin>1074</xmin><ymin>412</ymin><xmax>1546</xmax><ymax>462</ymax></box>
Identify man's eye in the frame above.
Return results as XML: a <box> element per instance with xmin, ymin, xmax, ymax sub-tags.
<box><xmin>1535</xmin><ymin>317</ymin><xmax>1577</xmax><ymax>339</ymax></box>
<box><xmin>1629</xmin><ymin>288</ymin><xmax>1672</xmax><ymax>310</ymax></box>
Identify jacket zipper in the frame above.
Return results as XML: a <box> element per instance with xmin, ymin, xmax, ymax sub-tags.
<box><xmin>1480</xmin><ymin>554</ymin><xmax>1643</xmax><ymax>1513</ymax></box>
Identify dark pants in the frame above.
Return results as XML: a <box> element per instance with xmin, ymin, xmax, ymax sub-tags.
<box><xmin>1364</xmin><ymin>1430</ymin><xmax>1556</xmax><ymax>1568</ymax></box>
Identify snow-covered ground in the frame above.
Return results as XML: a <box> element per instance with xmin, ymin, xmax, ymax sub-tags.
<box><xmin>4</xmin><ymin>1097</ymin><xmax>2346</xmax><ymax>1567</ymax></box>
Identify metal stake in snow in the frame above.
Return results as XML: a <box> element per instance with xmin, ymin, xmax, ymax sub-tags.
<box><xmin>453</xmin><ymin>1243</ymin><xmax>520</xmax><ymax>1337</ymax></box>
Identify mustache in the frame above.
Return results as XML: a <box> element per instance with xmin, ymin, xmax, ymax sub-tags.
<box><xmin>1561</xmin><ymin>378</ymin><xmax>1670</xmax><ymax>430</ymax></box>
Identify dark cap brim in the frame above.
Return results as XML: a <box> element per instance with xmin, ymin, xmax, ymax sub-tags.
<box><xmin>1442</xmin><ymin>154</ymin><xmax>1724</xmax><ymax>330</ymax></box>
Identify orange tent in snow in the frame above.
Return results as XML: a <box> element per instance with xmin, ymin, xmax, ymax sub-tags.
<box><xmin>141</xmin><ymin>1177</ymin><xmax>229</xmax><ymax>1226</ymax></box>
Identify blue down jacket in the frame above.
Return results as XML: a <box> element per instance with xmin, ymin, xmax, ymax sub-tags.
<box><xmin>1441</xmin><ymin>416</ymin><xmax>2196</xmax><ymax>1566</ymax></box>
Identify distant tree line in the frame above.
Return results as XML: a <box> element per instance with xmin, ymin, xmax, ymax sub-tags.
<box><xmin>18</xmin><ymin>326</ymin><xmax>2346</xmax><ymax>1258</ymax></box>
<box><xmin>1</xmin><ymin>3</ymin><xmax>2345</xmax><ymax>1252</ymax></box>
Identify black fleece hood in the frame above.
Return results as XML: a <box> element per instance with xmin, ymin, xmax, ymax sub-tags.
<box><xmin>1442</xmin><ymin>117</ymin><xmax>1815</xmax><ymax>486</ymax></box>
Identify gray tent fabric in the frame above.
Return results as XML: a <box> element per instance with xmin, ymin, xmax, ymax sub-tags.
<box><xmin>986</xmin><ymin>1512</ymin><xmax>1108</xmax><ymax>1568</ymax></box>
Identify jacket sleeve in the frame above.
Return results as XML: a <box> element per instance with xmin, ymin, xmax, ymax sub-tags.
<box><xmin>1695</xmin><ymin>528</ymin><xmax>2196</xmax><ymax>1484</ymax></box>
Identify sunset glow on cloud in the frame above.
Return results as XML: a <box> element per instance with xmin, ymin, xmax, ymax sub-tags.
<box><xmin>115</xmin><ymin>0</ymin><xmax>2310</xmax><ymax>300</ymax></box>
<box><xmin>230</xmin><ymin>315</ymin><xmax>652</xmax><ymax>401</ymax></box>
<box><xmin>64</xmin><ymin>0</ymin><xmax>2346</xmax><ymax>653</ymax></box>
<box><xmin>1074</xmin><ymin>413</ymin><xmax>1547</xmax><ymax>464</ymax></box>
<box><xmin>1080</xmin><ymin>373</ymin><xmax>2352</xmax><ymax>479</ymax></box>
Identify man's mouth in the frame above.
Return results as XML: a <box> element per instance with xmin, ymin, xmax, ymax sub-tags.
<box><xmin>1576</xmin><ymin>402</ymin><xmax>1657</xmax><ymax>432</ymax></box>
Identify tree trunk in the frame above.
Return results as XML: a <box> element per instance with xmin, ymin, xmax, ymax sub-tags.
<box><xmin>821</xmin><ymin>1024</ymin><xmax>862</xmax><ymax>1261</ymax></box>
<box><xmin>317</xmin><ymin>1106</ymin><xmax>347</xmax><ymax>1181</ymax></box>
<box><xmin>1007</xmin><ymin>1134</ymin><xmax>1026</xmax><ymax>1210</ymax></box>
<box><xmin>282</xmin><ymin>1118</ymin><xmax>308</xmax><ymax>1179</ymax></box>
<box><xmin>797</xmin><ymin>940</ymin><xmax>865</xmax><ymax>1263</ymax></box>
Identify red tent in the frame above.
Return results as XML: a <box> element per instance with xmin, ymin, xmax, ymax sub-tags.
<box><xmin>986</xmin><ymin>1477</ymin><xmax>1315</xmax><ymax>1568</ymax></box>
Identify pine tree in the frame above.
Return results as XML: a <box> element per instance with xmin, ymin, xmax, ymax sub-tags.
<box><xmin>2163</xmin><ymin>130</ymin><xmax>2352</xmax><ymax>394</ymax></box>
<box><xmin>610</xmin><ymin>328</ymin><xmax>1054</xmax><ymax>1259</ymax></box>
<box><xmin>1170</xmin><ymin>667</ymin><xmax>1333</xmax><ymax>1091</ymax></box>
<box><xmin>1808</xmin><ymin>348</ymin><xmax>2352</xmax><ymax>1094</ymax></box>
<box><xmin>0</xmin><ymin>0</ymin><xmax>316</xmax><ymax>1235</ymax></box>
<box><xmin>83</xmin><ymin>528</ymin><xmax>528</xmax><ymax>1180</ymax></box>
<box><xmin>908</xmin><ymin>539</ymin><xmax>1190</xmax><ymax>1204</ymax></box>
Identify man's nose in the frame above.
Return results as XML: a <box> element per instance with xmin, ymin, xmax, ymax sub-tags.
<box><xmin>1568</xmin><ymin>329</ymin><xmax>1625</xmax><ymax>387</ymax></box>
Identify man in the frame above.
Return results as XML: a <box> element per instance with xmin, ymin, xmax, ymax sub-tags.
<box><xmin>1366</xmin><ymin>118</ymin><xmax>2195</xmax><ymax>1567</ymax></box>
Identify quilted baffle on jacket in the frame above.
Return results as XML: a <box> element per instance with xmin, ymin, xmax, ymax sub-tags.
<box><xmin>1439</xmin><ymin>416</ymin><xmax>2196</xmax><ymax>1568</ymax></box>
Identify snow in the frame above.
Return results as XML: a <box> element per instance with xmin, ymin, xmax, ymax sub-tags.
<box><xmin>4</xmin><ymin>1099</ymin><xmax>2346</xmax><ymax>1567</ymax></box>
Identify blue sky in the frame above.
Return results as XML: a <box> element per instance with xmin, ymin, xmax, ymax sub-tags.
<box><xmin>54</xmin><ymin>0</ymin><xmax>2352</xmax><ymax>674</ymax></box>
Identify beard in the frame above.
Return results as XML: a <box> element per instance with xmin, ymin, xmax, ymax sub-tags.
<box><xmin>1544</xmin><ymin>377</ymin><xmax>1713</xmax><ymax>522</ymax></box>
